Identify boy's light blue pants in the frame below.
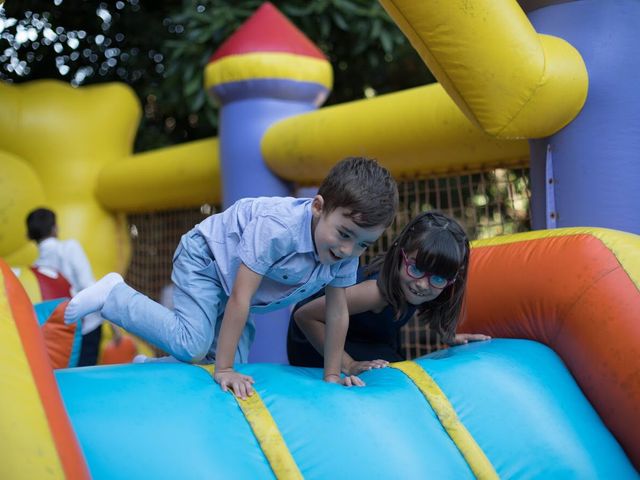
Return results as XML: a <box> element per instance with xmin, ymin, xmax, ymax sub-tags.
<box><xmin>102</xmin><ymin>230</ymin><xmax>255</xmax><ymax>364</ymax></box>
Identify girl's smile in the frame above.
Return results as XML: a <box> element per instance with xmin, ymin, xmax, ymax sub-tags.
<box><xmin>405</xmin><ymin>283</ymin><xmax>439</xmax><ymax>304</ymax></box>
<box><xmin>407</xmin><ymin>285</ymin><xmax>428</xmax><ymax>298</ymax></box>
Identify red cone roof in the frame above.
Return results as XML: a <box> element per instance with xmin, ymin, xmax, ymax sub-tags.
<box><xmin>210</xmin><ymin>2</ymin><xmax>326</xmax><ymax>62</ymax></box>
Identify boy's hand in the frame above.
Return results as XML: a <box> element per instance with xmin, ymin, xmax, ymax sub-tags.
<box><xmin>324</xmin><ymin>373</ymin><xmax>365</xmax><ymax>387</ymax></box>
<box><xmin>342</xmin><ymin>359</ymin><xmax>389</xmax><ymax>376</ymax></box>
<box><xmin>214</xmin><ymin>368</ymin><xmax>255</xmax><ymax>400</ymax></box>
<box><xmin>449</xmin><ymin>333</ymin><xmax>491</xmax><ymax>345</ymax></box>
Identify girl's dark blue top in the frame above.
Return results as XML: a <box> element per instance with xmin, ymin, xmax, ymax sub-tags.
<box><xmin>293</xmin><ymin>268</ymin><xmax>417</xmax><ymax>348</ymax></box>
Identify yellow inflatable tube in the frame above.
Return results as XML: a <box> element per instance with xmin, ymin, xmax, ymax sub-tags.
<box><xmin>262</xmin><ymin>83</ymin><xmax>529</xmax><ymax>185</ymax></box>
<box><xmin>0</xmin><ymin>80</ymin><xmax>220</xmax><ymax>276</ymax></box>
<box><xmin>0</xmin><ymin>151</ymin><xmax>46</xmax><ymax>266</ymax></box>
<box><xmin>97</xmin><ymin>138</ymin><xmax>221</xmax><ymax>212</ymax></box>
<box><xmin>379</xmin><ymin>0</ymin><xmax>588</xmax><ymax>139</ymax></box>
<box><xmin>0</xmin><ymin>80</ymin><xmax>139</xmax><ymax>277</ymax></box>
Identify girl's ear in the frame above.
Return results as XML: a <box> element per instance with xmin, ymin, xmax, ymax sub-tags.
<box><xmin>311</xmin><ymin>195</ymin><xmax>325</xmax><ymax>217</ymax></box>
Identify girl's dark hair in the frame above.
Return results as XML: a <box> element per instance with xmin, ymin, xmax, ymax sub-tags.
<box><xmin>365</xmin><ymin>211</ymin><xmax>470</xmax><ymax>343</ymax></box>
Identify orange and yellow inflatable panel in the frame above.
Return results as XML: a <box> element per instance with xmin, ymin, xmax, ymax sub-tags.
<box><xmin>0</xmin><ymin>260</ymin><xmax>89</xmax><ymax>480</ymax></box>
<box><xmin>462</xmin><ymin>227</ymin><xmax>640</xmax><ymax>466</ymax></box>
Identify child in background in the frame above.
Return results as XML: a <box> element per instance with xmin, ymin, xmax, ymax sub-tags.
<box><xmin>26</xmin><ymin>207</ymin><xmax>108</xmax><ymax>366</ymax></box>
<box><xmin>287</xmin><ymin>211</ymin><xmax>490</xmax><ymax>374</ymax></box>
<box><xmin>65</xmin><ymin>157</ymin><xmax>398</xmax><ymax>397</ymax></box>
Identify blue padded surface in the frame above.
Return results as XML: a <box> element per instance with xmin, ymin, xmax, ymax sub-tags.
<box><xmin>56</xmin><ymin>339</ymin><xmax>637</xmax><ymax>479</ymax></box>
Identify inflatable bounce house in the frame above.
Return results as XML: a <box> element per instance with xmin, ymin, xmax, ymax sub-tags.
<box><xmin>1</xmin><ymin>1</ymin><xmax>638</xmax><ymax>478</ymax></box>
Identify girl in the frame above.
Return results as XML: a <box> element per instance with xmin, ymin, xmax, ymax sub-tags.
<box><xmin>287</xmin><ymin>211</ymin><xmax>489</xmax><ymax>379</ymax></box>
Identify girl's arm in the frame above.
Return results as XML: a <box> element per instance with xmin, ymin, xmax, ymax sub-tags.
<box><xmin>214</xmin><ymin>263</ymin><xmax>262</xmax><ymax>399</ymax></box>
<box><xmin>295</xmin><ymin>280</ymin><xmax>387</xmax><ymax>376</ymax></box>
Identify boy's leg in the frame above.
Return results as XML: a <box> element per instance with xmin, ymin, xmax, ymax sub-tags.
<box><xmin>133</xmin><ymin>354</ymin><xmax>182</xmax><ymax>364</ymax></box>
<box><xmin>171</xmin><ymin>251</ymin><xmax>256</xmax><ymax>363</ymax></box>
<box><xmin>64</xmin><ymin>273</ymin><xmax>124</xmax><ymax>323</ymax></box>
<box><xmin>102</xmin><ymin>231</ymin><xmax>226</xmax><ymax>363</ymax></box>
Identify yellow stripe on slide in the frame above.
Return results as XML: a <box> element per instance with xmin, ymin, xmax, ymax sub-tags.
<box><xmin>198</xmin><ymin>365</ymin><xmax>302</xmax><ymax>479</ymax></box>
<box><xmin>391</xmin><ymin>361</ymin><xmax>498</xmax><ymax>480</ymax></box>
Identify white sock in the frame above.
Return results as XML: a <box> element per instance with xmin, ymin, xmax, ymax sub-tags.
<box><xmin>133</xmin><ymin>354</ymin><xmax>149</xmax><ymax>364</ymax></box>
<box><xmin>64</xmin><ymin>272</ymin><xmax>124</xmax><ymax>325</ymax></box>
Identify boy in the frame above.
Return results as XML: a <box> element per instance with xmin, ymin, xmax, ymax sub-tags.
<box><xmin>26</xmin><ymin>207</ymin><xmax>105</xmax><ymax>366</ymax></box>
<box><xmin>65</xmin><ymin>157</ymin><xmax>399</xmax><ymax>397</ymax></box>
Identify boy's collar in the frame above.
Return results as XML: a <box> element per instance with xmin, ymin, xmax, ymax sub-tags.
<box><xmin>300</xmin><ymin>199</ymin><xmax>319</xmax><ymax>259</ymax></box>
<box><xmin>38</xmin><ymin>237</ymin><xmax>58</xmax><ymax>247</ymax></box>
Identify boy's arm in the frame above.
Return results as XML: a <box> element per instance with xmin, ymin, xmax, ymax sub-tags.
<box><xmin>214</xmin><ymin>263</ymin><xmax>263</xmax><ymax>399</ymax></box>
<box><xmin>294</xmin><ymin>298</ymin><xmax>357</xmax><ymax>370</ymax></box>
<box><xmin>322</xmin><ymin>286</ymin><xmax>348</xmax><ymax>380</ymax></box>
<box><xmin>323</xmin><ymin>285</ymin><xmax>367</xmax><ymax>387</ymax></box>
<box><xmin>295</xmin><ymin>280</ymin><xmax>386</xmax><ymax>374</ymax></box>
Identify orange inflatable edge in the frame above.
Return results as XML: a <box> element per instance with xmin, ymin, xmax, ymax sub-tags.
<box><xmin>1</xmin><ymin>261</ymin><xmax>90</xmax><ymax>480</ymax></box>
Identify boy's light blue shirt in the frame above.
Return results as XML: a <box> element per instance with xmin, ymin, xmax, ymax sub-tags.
<box><xmin>196</xmin><ymin>197</ymin><xmax>358</xmax><ymax>313</ymax></box>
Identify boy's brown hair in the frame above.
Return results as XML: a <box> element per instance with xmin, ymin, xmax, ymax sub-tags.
<box><xmin>317</xmin><ymin>157</ymin><xmax>398</xmax><ymax>228</ymax></box>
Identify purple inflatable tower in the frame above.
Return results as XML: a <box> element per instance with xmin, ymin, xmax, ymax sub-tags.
<box><xmin>204</xmin><ymin>3</ymin><xmax>333</xmax><ymax>362</ymax></box>
<box><xmin>526</xmin><ymin>0</ymin><xmax>640</xmax><ymax>234</ymax></box>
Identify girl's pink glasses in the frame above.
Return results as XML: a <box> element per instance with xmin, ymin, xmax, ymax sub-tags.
<box><xmin>400</xmin><ymin>249</ymin><xmax>456</xmax><ymax>289</ymax></box>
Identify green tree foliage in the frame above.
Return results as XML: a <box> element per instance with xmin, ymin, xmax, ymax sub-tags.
<box><xmin>0</xmin><ymin>1</ymin><xmax>176</xmax><ymax>150</ymax></box>
<box><xmin>0</xmin><ymin>0</ymin><xmax>433</xmax><ymax>152</ymax></box>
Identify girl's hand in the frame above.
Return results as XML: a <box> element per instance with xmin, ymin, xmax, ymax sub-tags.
<box><xmin>214</xmin><ymin>369</ymin><xmax>255</xmax><ymax>400</ymax></box>
<box><xmin>324</xmin><ymin>373</ymin><xmax>365</xmax><ymax>387</ymax></box>
<box><xmin>450</xmin><ymin>333</ymin><xmax>491</xmax><ymax>345</ymax></box>
<box><xmin>343</xmin><ymin>359</ymin><xmax>389</xmax><ymax>376</ymax></box>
